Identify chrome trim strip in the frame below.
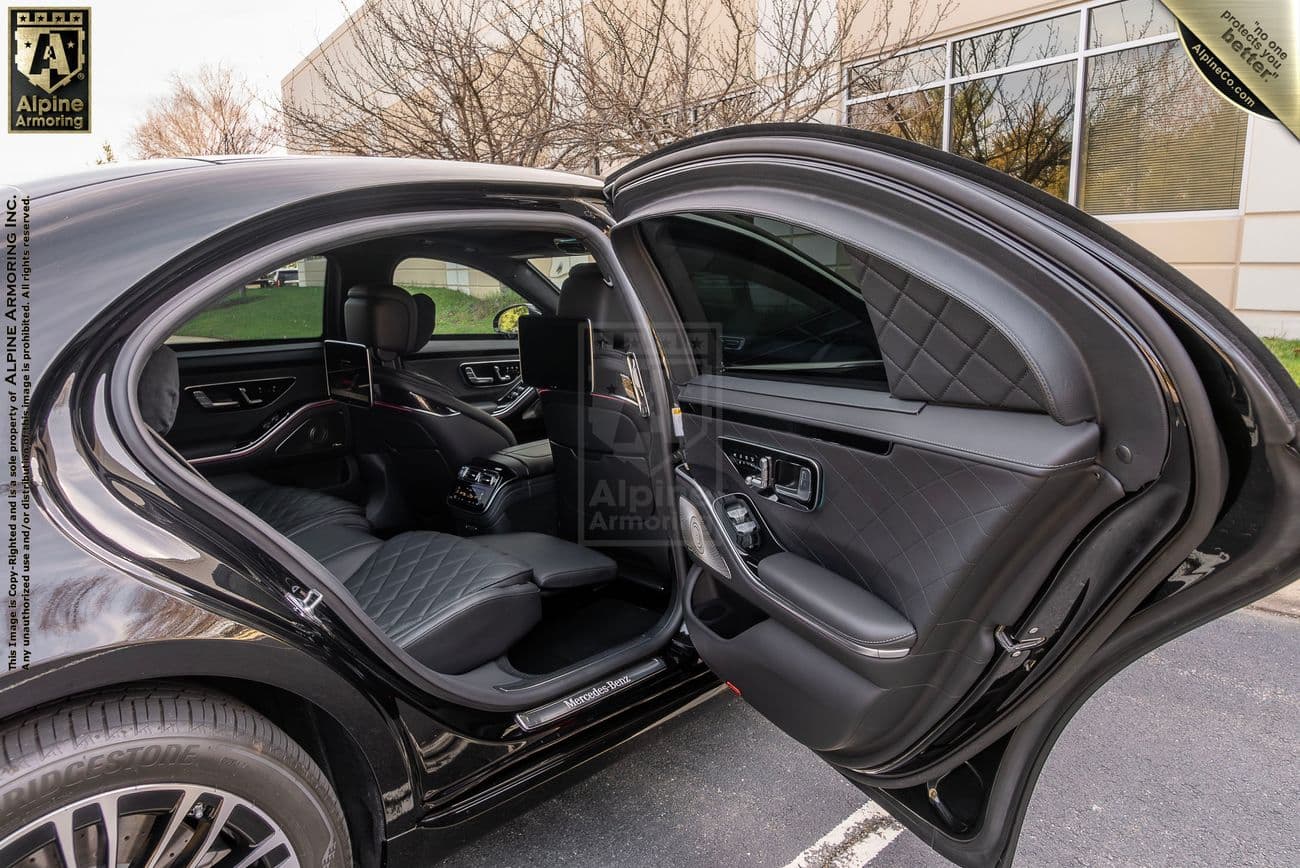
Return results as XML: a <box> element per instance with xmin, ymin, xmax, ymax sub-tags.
<box><xmin>188</xmin><ymin>399</ymin><xmax>338</xmax><ymax>465</ymax></box>
<box><xmin>375</xmin><ymin>398</ymin><xmax>461</xmax><ymax>418</ymax></box>
<box><xmin>675</xmin><ymin>466</ymin><xmax>911</xmax><ymax>659</ymax></box>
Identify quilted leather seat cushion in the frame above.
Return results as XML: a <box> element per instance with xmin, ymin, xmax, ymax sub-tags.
<box><xmin>344</xmin><ymin>532</ymin><xmax>541</xmax><ymax>674</ymax></box>
<box><xmin>476</xmin><ymin>532</ymin><xmax>617</xmax><ymax>590</ymax></box>
<box><xmin>211</xmin><ymin>474</ymin><xmax>367</xmax><ymax>536</ymax></box>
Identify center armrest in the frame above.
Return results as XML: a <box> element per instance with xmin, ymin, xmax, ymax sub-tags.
<box><xmin>486</xmin><ymin>439</ymin><xmax>554</xmax><ymax>479</ymax></box>
<box><xmin>755</xmin><ymin>552</ymin><xmax>915</xmax><ymax>654</ymax></box>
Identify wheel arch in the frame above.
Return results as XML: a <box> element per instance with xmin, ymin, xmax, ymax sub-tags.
<box><xmin>0</xmin><ymin>638</ymin><xmax>419</xmax><ymax>862</ymax></box>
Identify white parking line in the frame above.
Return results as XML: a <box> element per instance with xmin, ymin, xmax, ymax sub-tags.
<box><xmin>783</xmin><ymin>802</ymin><xmax>904</xmax><ymax>868</ymax></box>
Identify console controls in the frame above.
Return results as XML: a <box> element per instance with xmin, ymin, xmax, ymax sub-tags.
<box><xmin>448</xmin><ymin>465</ymin><xmax>506</xmax><ymax>513</ymax></box>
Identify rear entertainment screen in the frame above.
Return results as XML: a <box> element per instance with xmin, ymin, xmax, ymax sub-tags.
<box><xmin>519</xmin><ymin>316</ymin><xmax>593</xmax><ymax>393</ymax></box>
<box><xmin>324</xmin><ymin>339</ymin><xmax>373</xmax><ymax>407</ymax></box>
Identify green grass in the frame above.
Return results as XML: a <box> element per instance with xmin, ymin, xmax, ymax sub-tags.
<box><xmin>171</xmin><ymin>284</ymin><xmax>523</xmax><ymax>342</ymax></box>
<box><xmin>1264</xmin><ymin>337</ymin><xmax>1300</xmax><ymax>385</ymax></box>
<box><xmin>405</xmin><ymin>285</ymin><xmax>523</xmax><ymax>335</ymax></box>
<box><xmin>172</xmin><ymin>285</ymin><xmax>325</xmax><ymax>342</ymax></box>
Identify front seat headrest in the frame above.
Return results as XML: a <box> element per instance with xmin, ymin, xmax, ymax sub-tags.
<box><xmin>139</xmin><ymin>345</ymin><xmax>180</xmax><ymax>436</ymax></box>
<box><xmin>344</xmin><ymin>283</ymin><xmax>436</xmax><ymax>360</ymax></box>
<box><xmin>557</xmin><ymin>263</ymin><xmax>616</xmax><ymax>326</ymax></box>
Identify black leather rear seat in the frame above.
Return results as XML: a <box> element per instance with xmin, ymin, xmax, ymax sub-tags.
<box><xmin>342</xmin><ymin>532</ymin><xmax>538</xmax><ymax>674</ymax></box>
<box><xmin>142</xmin><ymin>345</ymin><xmax>612</xmax><ymax>675</ymax></box>
<box><xmin>210</xmin><ymin>474</ymin><xmax>368</xmax><ymax>535</ymax></box>
<box><xmin>212</xmin><ymin>477</ymin><xmax>542</xmax><ymax>674</ymax></box>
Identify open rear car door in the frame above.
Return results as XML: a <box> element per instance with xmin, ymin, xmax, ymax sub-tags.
<box><xmin>604</xmin><ymin>126</ymin><xmax>1300</xmax><ymax>866</ymax></box>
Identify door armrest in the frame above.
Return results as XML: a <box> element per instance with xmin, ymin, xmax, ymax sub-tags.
<box><xmin>755</xmin><ymin>552</ymin><xmax>915</xmax><ymax>653</ymax></box>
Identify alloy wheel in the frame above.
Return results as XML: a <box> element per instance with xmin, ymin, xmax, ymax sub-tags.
<box><xmin>0</xmin><ymin>783</ymin><xmax>300</xmax><ymax>868</ymax></box>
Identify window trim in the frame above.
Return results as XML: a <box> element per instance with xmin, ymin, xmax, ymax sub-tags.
<box><xmin>844</xmin><ymin>0</ymin><xmax>1248</xmax><ymax>217</ymax></box>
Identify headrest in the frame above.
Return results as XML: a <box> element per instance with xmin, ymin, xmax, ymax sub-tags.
<box><xmin>139</xmin><ymin>345</ymin><xmax>180</xmax><ymax>436</ymax></box>
<box><xmin>558</xmin><ymin>263</ymin><xmax>617</xmax><ymax>326</ymax></box>
<box><xmin>344</xmin><ymin>284</ymin><xmax>436</xmax><ymax>359</ymax></box>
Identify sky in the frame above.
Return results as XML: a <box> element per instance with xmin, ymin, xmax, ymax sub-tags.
<box><xmin>1</xmin><ymin>0</ymin><xmax>361</xmax><ymax>183</ymax></box>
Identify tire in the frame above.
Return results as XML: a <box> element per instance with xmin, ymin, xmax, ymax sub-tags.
<box><xmin>0</xmin><ymin>686</ymin><xmax>350</xmax><ymax>867</ymax></box>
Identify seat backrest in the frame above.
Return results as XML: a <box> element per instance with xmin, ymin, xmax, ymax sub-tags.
<box><xmin>519</xmin><ymin>265</ymin><xmax>659</xmax><ymax>546</ymax></box>
<box><xmin>343</xmin><ymin>283</ymin><xmax>513</xmax><ymax>527</ymax></box>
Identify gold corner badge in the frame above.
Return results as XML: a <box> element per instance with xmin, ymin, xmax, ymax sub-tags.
<box><xmin>1163</xmin><ymin>0</ymin><xmax>1299</xmax><ymax>140</ymax></box>
<box><xmin>8</xmin><ymin>7</ymin><xmax>90</xmax><ymax>133</ymax></box>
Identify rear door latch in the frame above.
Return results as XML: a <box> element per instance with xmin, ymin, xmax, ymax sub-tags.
<box><xmin>287</xmin><ymin>585</ymin><xmax>325</xmax><ymax>620</ymax></box>
<box><xmin>995</xmin><ymin>625</ymin><xmax>1045</xmax><ymax>657</ymax></box>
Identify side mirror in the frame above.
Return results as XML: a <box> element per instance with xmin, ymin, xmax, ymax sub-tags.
<box><xmin>493</xmin><ymin>303</ymin><xmax>537</xmax><ymax>337</ymax></box>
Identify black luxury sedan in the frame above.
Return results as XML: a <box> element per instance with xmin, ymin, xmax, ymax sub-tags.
<box><xmin>2</xmin><ymin>126</ymin><xmax>1298</xmax><ymax>868</ymax></box>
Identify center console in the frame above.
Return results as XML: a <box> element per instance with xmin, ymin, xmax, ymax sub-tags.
<box><xmin>447</xmin><ymin>439</ymin><xmax>557</xmax><ymax>536</ymax></box>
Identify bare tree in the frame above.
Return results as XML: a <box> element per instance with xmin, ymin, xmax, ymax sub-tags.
<box><xmin>555</xmin><ymin>0</ymin><xmax>955</xmax><ymax>169</ymax></box>
<box><xmin>282</xmin><ymin>1</ymin><xmax>581</xmax><ymax>167</ymax></box>
<box><xmin>281</xmin><ymin>0</ymin><xmax>954</xmax><ymax>171</ymax></box>
<box><xmin>130</xmin><ymin>64</ymin><xmax>278</xmax><ymax>159</ymax></box>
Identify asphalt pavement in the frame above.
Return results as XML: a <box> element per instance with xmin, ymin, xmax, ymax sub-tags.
<box><xmin>431</xmin><ymin>607</ymin><xmax>1300</xmax><ymax>867</ymax></box>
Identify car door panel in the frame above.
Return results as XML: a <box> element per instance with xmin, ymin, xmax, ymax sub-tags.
<box><xmin>404</xmin><ymin>338</ymin><xmax>545</xmax><ymax>442</ymax></box>
<box><xmin>169</xmin><ymin>341</ymin><xmax>358</xmax><ymax>493</ymax></box>
<box><xmin>678</xmin><ymin>395</ymin><xmax>1118</xmax><ymax>765</ymax></box>
<box><xmin>605</xmin><ymin>127</ymin><xmax>1300</xmax><ymax>867</ymax></box>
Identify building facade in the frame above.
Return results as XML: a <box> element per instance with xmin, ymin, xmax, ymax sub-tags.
<box><xmin>284</xmin><ymin>0</ymin><xmax>1299</xmax><ymax>337</ymax></box>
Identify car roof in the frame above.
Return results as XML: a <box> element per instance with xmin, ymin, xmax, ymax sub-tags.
<box><xmin>24</xmin><ymin>155</ymin><xmax>604</xmax><ymax>380</ymax></box>
<box><xmin>20</xmin><ymin>153</ymin><xmax>602</xmax><ymax>200</ymax></box>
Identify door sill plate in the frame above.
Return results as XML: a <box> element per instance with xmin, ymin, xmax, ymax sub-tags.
<box><xmin>514</xmin><ymin>657</ymin><xmax>667</xmax><ymax>732</ymax></box>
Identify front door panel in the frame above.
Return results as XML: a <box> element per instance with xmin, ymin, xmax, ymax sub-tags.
<box><xmin>405</xmin><ymin>338</ymin><xmax>544</xmax><ymax>443</ymax></box>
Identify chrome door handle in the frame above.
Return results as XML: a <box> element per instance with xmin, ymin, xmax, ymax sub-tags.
<box><xmin>774</xmin><ymin>465</ymin><xmax>814</xmax><ymax>505</ymax></box>
<box><xmin>462</xmin><ymin>366</ymin><xmax>495</xmax><ymax>386</ymax></box>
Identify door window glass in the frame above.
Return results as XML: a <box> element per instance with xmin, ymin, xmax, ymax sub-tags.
<box><xmin>167</xmin><ymin>256</ymin><xmax>326</xmax><ymax>344</ymax></box>
<box><xmin>641</xmin><ymin>214</ymin><xmax>886</xmax><ymax>389</ymax></box>
<box><xmin>393</xmin><ymin>258</ymin><xmax>527</xmax><ymax>337</ymax></box>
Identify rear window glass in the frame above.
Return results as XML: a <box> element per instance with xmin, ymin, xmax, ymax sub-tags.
<box><xmin>168</xmin><ymin>256</ymin><xmax>326</xmax><ymax>344</ymax></box>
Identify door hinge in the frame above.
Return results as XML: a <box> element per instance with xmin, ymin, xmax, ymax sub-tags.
<box><xmin>995</xmin><ymin>625</ymin><xmax>1045</xmax><ymax>657</ymax></box>
<box><xmin>287</xmin><ymin>585</ymin><xmax>324</xmax><ymax>619</ymax></box>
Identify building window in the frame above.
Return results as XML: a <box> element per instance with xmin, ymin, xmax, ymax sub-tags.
<box><xmin>953</xmin><ymin>11</ymin><xmax>1079</xmax><ymax>76</ymax></box>
<box><xmin>1079</xmin><ymin>42</ymin><xmax>1246</xmax><ymax>213</ymax></box>
<box><xmin>847</xmin><ymin>88</ymin><xmax>944</xmax><ymax>149</ymax></box>
<box><xmin>952</xmin><ymin>61</ymin><xmax>1077</xmax><ymax>199</ymax></box>
<box><xmin>845</xmin><ymin>0</ymin><xmax>1247</xmax><ymax>214</ymax></box>
<box><xmin>1088</xmin><ymin>0</ymin><xmax>1175</xmax><ymax>48</ymax></box>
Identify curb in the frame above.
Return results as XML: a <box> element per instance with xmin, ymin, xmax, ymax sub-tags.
<box><xmin>1250</xmin><ymin>582</ymin><xmax>1300</xmax><ymax>619</ymax></box>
